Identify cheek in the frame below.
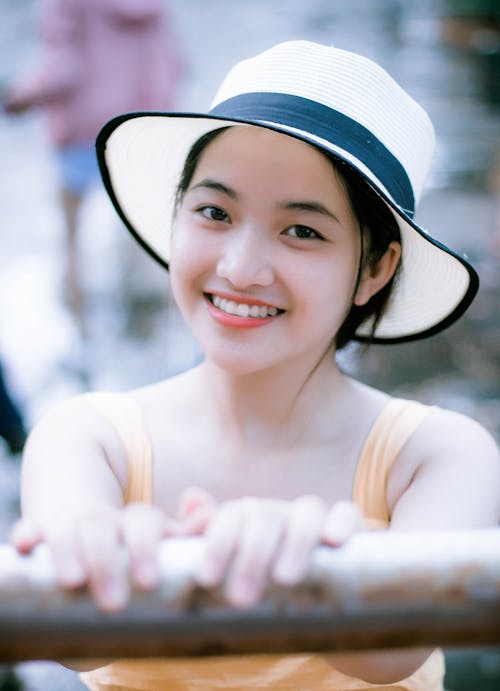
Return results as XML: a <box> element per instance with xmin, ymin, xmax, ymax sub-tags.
<box><xmin>300</xmin><ymin>253</ymin><xmax>358</xmax><ymax>303</ymax></box>
<box><xmin>168</xmin><ymin>260</ymin><xmax>183</xmax><ymax>305</ymax></box>
<box><xmin>293</xmin><ymin>253</ymin><xmax>359</xmax><ymax>337</ymax></box>
<box><xmin>170</xmin><ymin>215</ymin><xmax>214</xmax><ymax>268</ymax></box>
<box><xmin>169</xmin><ymin>219</ymin><xmax>189</xmax><ymax>263</ymax></box>
<box><xmin>169</xmin><ymin>231</ymin><xmax>193</xmax><ymax>302</ymax></box>
<box><xmin>169</xmin><ymin>226</ymin><xmax>211</xmax><ymax>305</ymax></box>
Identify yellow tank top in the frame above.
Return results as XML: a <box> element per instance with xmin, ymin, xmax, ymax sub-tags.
<box><xmin>79</xmin><ymin>393</ymin><xmax>445</xmax><ymax>690</ymax></box>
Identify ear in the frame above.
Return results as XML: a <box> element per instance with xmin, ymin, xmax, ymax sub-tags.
<box><xmin>354</xmin><ymin>240</ymin><xmax>401</xmax><ymax>307</ymax></box>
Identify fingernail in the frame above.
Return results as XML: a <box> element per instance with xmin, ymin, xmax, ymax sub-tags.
<box><xmin>136</xmin><ymin>561</ymin><xmax>159</xmax><ymax>589</ymax></box>
<box><xmin>273</xmin><ymin>560</ymin><xmax>303</xmax><ymax>585</ymax></box>
<box><xmin>227</xmin><ymin>578</ymin><xmax>259</xmax><ymax>608</ymax></box>
<box><xmin>11</xmin><ymin>521</ymin><xmax>39</xmax><ymax>552</ymax></box>
<box><xmin>322</xmin><ymin>527</ymin><xmax>349</xmax><ymax>546</ymax></box>
<box><xmin>99</xmin><ymin>581</ymin><xmax>129</xmax><ymax>611</ymax></box>
<box><xmin>196</xmin><ymin>559</ymin><xmax>220</xmax><ymax>587</ymax></box>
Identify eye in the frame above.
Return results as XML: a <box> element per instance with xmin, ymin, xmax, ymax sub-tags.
<box><xmin>284</xmin><ymin>225</ymin><xmax>324</xmax><ymax>240</ymax></box>
<box><xmin>198</xmin><ymin>205</ymin><xmax>230</xmax><ymax>223</ymax></box>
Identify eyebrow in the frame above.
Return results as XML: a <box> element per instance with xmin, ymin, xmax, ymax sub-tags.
<box><xmin>189</xmin><ymin>179</ymin><xmax>341</xmax><ymax>223</ymax></box>
<box><xmin>189</xmin><ymin>178</ymin><xmax>238</xmax><ymax>199</ymax></box>
<box><xmin>281</xmin><ymin>200</ymin><xmax>341</xmax><ymax>224</ymax></box>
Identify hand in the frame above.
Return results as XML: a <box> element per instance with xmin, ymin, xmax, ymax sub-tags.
<box><xmin>194</xmin><ymin>495</ymin><xmax>362</xmax><ymax>608</ymax></box>
<box><xmin>9</xmin><ymin>487</ymin><xmax>216</xmax><ymax>612</ymax></box>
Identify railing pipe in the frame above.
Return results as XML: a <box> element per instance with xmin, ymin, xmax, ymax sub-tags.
<box><xmin>1</xmin><ymin>530</ymin><xmax>500</xmax><ymax>661</ymax></box>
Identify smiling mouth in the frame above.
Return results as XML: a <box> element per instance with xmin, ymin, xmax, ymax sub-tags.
<box><xmin>206</xmin><ymin>294</ymin><xmax>284</xmax><ymax>319</ymax></box>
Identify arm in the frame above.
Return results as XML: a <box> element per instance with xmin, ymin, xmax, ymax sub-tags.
<box><xmin>13</xmin><ymin>395</ymin><xmax>216</xmax><ymax>671</ymax></box>
<box><xmin>13</xmin><ymin>395</ymin><xmax>168</xmax><ymax>611</ymax></box>
<box><xmin>193</xmin><ymin>495</ymin><xmax>441</xmax><ymax>682</ymax></box>
<box><xmin>193</xmin><ymin>409</ymin><xmax>499</xmax><ymax>684</ymax></box>
<box><xmin>19</xmin><ymin>395</ymin><xmax>127</xmax><ymax>523</ymax></box>
<box><xmin>328</xmin><ymin>408</ymin><xmax>500</xmax><ymax>683</ymax></box>
<box><xmin>388</xmin><ymin>408</ymin><xmax>500</xmax><ymax>530</ymax></box>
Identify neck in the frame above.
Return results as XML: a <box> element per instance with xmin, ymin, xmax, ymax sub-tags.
<box><xmin>197</xmin><ymin>351</ymin><xmax>350</xmax><ymax>452</ymax></box>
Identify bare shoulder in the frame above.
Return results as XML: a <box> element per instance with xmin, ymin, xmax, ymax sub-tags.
<box><xmin>30</xmin><ymin>393</ymin><xmax>126</xmax><ymax>451</ymax></box>
<box><xmin>410</xmin><ymin>406</ymin><xmax>499</xmax><ymax>464</ymax></box>
<box><xmin>388</xmin><ymin>406</ymin><xmax>500</xmax><ymax>529</ymax></box>
<box><xmin>21</xmin><ymin>393</ymin><xmax>131</xmax><ymax>515</ymax></box>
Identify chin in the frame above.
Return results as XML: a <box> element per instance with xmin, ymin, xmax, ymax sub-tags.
<box><xmin>208</xmin><ymin>354</ymin><xmax>268</xmax><ymax>376</ymax></box>
<box><xmin>202</xmin><ymin>343</ymin><xmax>276</xmax><ymax>376</ymax></box>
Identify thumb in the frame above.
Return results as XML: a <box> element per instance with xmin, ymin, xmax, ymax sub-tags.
<box><xmin>178</xmin><ymin>486</ymin><xmax>216</xmax><ymax>519</ymax></box>
<box><xmin>320</xmin><ymin>501</ymin><xmax>362</xmax><ymax>547</ymax></box>
<box><xmin>10</xmin><ymin>517</ymin><xmax>43</xmax><ymax>554</ymax></box>
<box><xmin>176</xmin><ymin>486</ymin><xmax>216</xmax><ymax>535</ymax></box>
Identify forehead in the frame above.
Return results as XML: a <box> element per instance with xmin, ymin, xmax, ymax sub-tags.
<box><xmin>192</xmin><ymin>125</ymin><xmax>349</xmax><ymax>199</ymax></box>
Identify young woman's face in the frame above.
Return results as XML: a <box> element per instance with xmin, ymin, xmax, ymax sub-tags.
<box><xmin>170</xmin><ymin>126</ymin><xmax>362</xmax><ymax>375</ymax></box>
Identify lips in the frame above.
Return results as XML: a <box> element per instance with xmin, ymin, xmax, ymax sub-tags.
<box><xmin>205</xmin><ymin>293</ymin><xmax>285</xmax><ymax>325</ymax></box>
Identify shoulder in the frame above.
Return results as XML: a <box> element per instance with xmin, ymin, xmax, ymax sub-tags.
<box><xmin>25</xmin><ymin>392</ymin><xmax>131</xmax><ymax>494</ymax></box>
<box><xmin>410</xmin><ymin>405</ymin><xmax>498</xmax><ymax>460</ymax></box>
<box><xmin>32</xmin><ymin>391</ymin><xmax>121</xmax><ymax>437</ymax></box>
<box><xmin>389</xmin><ymin>403</ymin><xmax>499</xmax><ymax>478</ymax></box>
<box><xmin>388</xmin><ymin>405</ymin><xmax>500</xmax><ymax>528</ymax></box>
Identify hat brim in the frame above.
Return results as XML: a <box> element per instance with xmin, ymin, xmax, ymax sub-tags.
<box><xmin>96</xmin><ymin>112</ymin><xmax>478</xmax><ymax>344</ymax></box>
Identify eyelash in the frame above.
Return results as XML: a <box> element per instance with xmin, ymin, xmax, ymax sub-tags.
<box><xmin>284</xmin><ymin>225</ymin><xmax>324</xmax><ymax>241</ymax></box>
<box><xmin>197</xmin><ymin>205</ymin><xmax>230</xmax><ymax>222</ymax></box>
<box><xmin>194</xmin><ymin>207</ymin><xmax>324</xmax><ymax>241</ymax></box>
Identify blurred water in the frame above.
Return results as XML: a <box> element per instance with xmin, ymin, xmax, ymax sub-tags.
<box><xmin>0</xmin><ymin>1</ymin><xmax>499</xmax><ymax>688</ymax></box>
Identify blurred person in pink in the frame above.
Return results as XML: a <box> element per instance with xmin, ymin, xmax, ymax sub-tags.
<box><xmin>4</xmin><ymin>0</ymin><xmax>185</xmax><ymax>336</ymax></box>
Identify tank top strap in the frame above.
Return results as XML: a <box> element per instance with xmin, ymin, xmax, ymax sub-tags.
<box><xmin>352</xmin><ymin>398</ymin><xmax>434</xmax><ymax>527</ymax></box>
<box><xmin>82</xmin><ymin>391</ymin><xmax>153</xmax><ymax>504</ymax></box>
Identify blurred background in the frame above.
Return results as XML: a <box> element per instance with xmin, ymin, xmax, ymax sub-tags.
<box><xmin>0</xmin><ymin>0</ymin><xmax>499</xmax><ymax>688</ymax></box>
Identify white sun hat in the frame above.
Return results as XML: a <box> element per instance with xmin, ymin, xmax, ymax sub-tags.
<box><xmin>96</xmin><ymin>40</ymin><xmax>478</xmax><ymax>343</ymax></box>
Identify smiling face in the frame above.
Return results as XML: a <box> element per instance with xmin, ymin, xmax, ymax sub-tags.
<box><xmin>169</xmin><ymin>126</ymin><xmax>366</xmax><ymax>375</ymax></box>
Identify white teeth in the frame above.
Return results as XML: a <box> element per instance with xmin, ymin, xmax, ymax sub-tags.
<box><xmin>236</xmin><ymin>303</ymin><xmax>250</xmax><ymax>317</ymax></box>
<box><xmin>210</xmin><ymin>295</ymin><xmax>280</xmax><ymax>319</ymax></box>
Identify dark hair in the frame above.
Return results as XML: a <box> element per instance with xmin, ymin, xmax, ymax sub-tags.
<box><xmin>175</xmin><ymin>127</ymin><xmax>231</xmax><ymax>210</ymax></box>
<box><xmin>174</xmin><ymin>126</ymin><xmax>401</xmax><ymax>350</ymax></box>
<box><xmin>329</xmin><ymin>159</ymin><xmax>401</xmax><ymax>349</ymax></box>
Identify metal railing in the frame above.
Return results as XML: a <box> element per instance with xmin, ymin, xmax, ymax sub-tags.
<box><xmin>1</xmin><ymin>529</ymin><xmax>500</xmax><ymax>661</ymax></box>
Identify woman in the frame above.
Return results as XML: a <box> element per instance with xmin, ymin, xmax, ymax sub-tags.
<box><xmin>12</xmin><ymin>41</ymin><xmax>500</xmax><ymax>689</ymax></box>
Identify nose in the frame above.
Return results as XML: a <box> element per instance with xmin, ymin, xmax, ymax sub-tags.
<box><xmin>216</xmin><ymin>226</ymin><xmax>275</xmax><ymax>289</ymax></box>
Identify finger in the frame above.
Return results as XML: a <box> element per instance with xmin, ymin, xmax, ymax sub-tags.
<box><xmin>176</xmin><ymin>487</ymin><xmax>216</xmax><ymax>535</ymax></box>
<box><xmin>320</xmin><ymin>501</ymin><xmax>362</xmax><ymax>546</ymax></box>
<box><xmin>10</xmin><ymin>518</ymin><xmax>43</xmax><ymax>554</ymax></box>
<box><xmin>43</xmin><ymin>514</ymin><xmax>87</xmax><ymax>589</ymax></box>
<box><xmin>226</xmin><ymin>502</ymin><xmax>285</xmax><ymax>608</ymax></box>
<box><xmin>177</xmin><ymin>486</ymin><xmax>216</xmax><ymax>521</ymax></box>
<box><xmin>78</xmin><ymin>511</ymin><xmax>129</xmax><ymax>612</ymax></box>
<box><xmin>179</xmin><ymin>501</ymin><xmax>216</xmax><ymax>536</ymax></box>
<box><xmin>272</xmin><ymin>495</ymin><xmax>327</xmax><ymax>585</ymax></box>
<box><xmin>121</xmin><ymin>503</ymin><xmax>164</xmax><ymax>590</ymax></box>
<box><xmin>195</xmin><ymin>501</ymin><xmax>244</xmax><ymax>588</ymax></box>
<box><xmin>161</xmin><ymin>515</ymin><xmax>186</xmax><ymax>536</ymax></box>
